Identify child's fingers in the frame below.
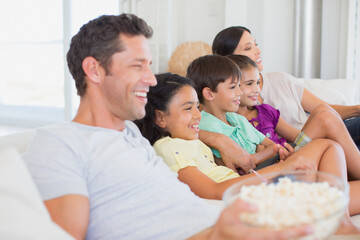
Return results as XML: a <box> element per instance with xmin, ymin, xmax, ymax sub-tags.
<box><xmin>284</xmin><ymin>142</ymin><xmax>295</xmax><ymax>154</ymax></box>
<box><xmin>282</xmin><ymin>148</ymin><xmax>290</xmax><ymax>157</ymax></box>
<box><xmin>278</xmin><ymin>149</ymin><xmax>285</xmax><ymax>160</ymax></box>
<box><xmin>278</xmin><ymin>148</ymin><xmax>289</xmax><ymax>160</ymax></box>
<box><xmin>272</xmin><ymin>144</ymin><xmax>280</xmax><ymax>154</ymax></box>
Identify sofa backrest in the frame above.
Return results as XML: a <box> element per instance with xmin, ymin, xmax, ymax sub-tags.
<box><xmin>0</xmin><ymin>129</ymin><xmax>36</xmax><ymax>154</ymax></box>
<box><xmin>300</xmin><ymin>78</ymin><xmax>360</xmax><ymax>105</ymax></box>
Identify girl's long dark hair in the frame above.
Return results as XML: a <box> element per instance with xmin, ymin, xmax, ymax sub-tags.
<box><xmin>135</xmin><ymin>72</ymin><xmax>194</xmax><ymax>145</ymax></box>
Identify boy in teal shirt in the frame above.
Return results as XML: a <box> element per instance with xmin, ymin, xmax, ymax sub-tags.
<box><xmin>200</xmin><ymin>111</ymin><xmax>265</xmax><ymax>157</ymax></box>
<box><xmin>187</xmin><ymin>55</ymin><xmax>288</xmax><ymax>168</ymax></box>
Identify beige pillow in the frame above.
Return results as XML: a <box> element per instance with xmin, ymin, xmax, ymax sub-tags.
<box><xmin>167</xmin><ymin>41</ymin><xmax>212</xmax><ymax>77</ymax></box>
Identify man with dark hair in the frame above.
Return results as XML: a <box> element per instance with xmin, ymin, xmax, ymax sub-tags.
<box><xmin>66</xmin><ymin>14</ymin><xmax>153</xmax><ymax>97</ymax></box>
<box><xmin>23</xmin><ymin>14</ymin><xmax>311</xmax><ymax>239</ymax></box>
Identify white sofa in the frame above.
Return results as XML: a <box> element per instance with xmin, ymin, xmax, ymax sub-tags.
<box><xmin>0</xmin><ymin>146</ymin><xmax>74</xmax><ymax>239</ymax></box>
<box><xmin>300</xmin><ymin>78</ymin><xmax>360</xmax><ymax>105</ymax></box>
<box><xmin>0</xmin><ymin>78</ymin><xmax>359</xmax><ymax>239</ymax></box>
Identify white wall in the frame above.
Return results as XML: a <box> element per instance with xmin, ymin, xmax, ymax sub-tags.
<box><xmin>172</xmin><ymin>0</ymin><xmax>348</xmax><ymax>79</ymax></box>
<box><xmin>170</xmin><ymin>0</ymin><xmax>225</xmax><ymax>53</ymax></box>
<box><xmin>225</xmin><ymin>0</ymin><xmax>348</xmax><ymax>78</ymax></box>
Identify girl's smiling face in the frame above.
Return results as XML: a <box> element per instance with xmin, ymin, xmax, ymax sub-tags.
<box><xmin>211</xmin><ymin>77</ymin><xmax>242</xmax><ymax>114</ymax></box>
<box><xmin>160</xmin><ymin>85</ymin><xmax>201</xmax><ymax>140</ymax></box>
<box><xmin>240</xmin><ymin>67</ymin><xmax>261</xmax><ymax>107</ymax></box>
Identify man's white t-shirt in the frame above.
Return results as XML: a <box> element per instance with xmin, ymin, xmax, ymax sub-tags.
<box><xmin>23</xmin><ymin>121</ymin><xmax>221</xmax><ymax>240</ymax></box>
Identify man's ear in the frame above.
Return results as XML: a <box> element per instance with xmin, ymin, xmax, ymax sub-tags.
<box><xmin>202</xmin><ymin>87</ymin><xmax>214</xmax><ymax>101</ymax></box>
<box><xmin>82</xmin><ymin>56</ymin><xmax>103</xmax><ymax>84</ymax></box>
<box><xmin>155</xmin><ymin>110</ymin><xmax>166</xmax><ymax>128</ymax></box>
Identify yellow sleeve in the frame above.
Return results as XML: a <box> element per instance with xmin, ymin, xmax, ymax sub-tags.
<box><xmin>153</xmin><ymin>137</ymin><xmax>197</xmax><ymax>173</ymax></box>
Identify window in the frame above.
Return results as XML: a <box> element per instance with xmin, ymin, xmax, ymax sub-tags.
<box><xmin>0</xmin><ymin>0</ymin><xmax>120</xmax><ymax>127</ymax></box>
<box><xmin>0</xmin><ymin>0</ymin><xmax>65</xmax><ymax>126</ymax></box>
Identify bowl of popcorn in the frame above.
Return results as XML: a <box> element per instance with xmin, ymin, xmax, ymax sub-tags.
<box><xmin>223</xmin><ymin>170</ymin><xmax>349</xmax><ymax>240</ymax></box>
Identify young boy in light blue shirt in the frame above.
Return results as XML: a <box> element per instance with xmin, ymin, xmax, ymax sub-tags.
<box><xmin>187</xmin><ymin>55</ymin><xmax>285</xmax><ymax>169</ymax></box>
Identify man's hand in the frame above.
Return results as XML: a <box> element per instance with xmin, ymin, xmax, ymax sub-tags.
<box><xmin>217</xmin><ymin>137</ymin><xmax>256</xmax><ymax>173</ymax></box>
<box><xmin>199</xmin><ymin>130</ymin><xmax>256</xmax><ymax>173</ymax></box>
<box><xmin>206</xmin><ymin>199</ymin><xmax>313</xmax><ymax>240</ymax></box>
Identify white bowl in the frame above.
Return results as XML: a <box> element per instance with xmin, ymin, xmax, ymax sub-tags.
<box><xmin>222</xmin><ymin>170</ymin><xmax>349</xmax><ymax>240</ymax></box>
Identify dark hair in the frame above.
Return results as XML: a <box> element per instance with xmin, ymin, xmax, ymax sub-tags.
<box><xmin>186</xmin><ymin>55</ymin><xmax>241</xmax><ymax>104</ymax></box>
<box><xmin>226</xmin><ymin>54</ymin><xmax>258</xmax><ymax>72</ymax></box>
<box><xmin>135</xmin><ymin>73</ymin><xmax>194</xmax><ymax>145</ymax></box>
<box><xmin>67</xmin><ymin>14</ymin><xmax>153</xmax><ymax>96</ymax></box>
<box><xmin>212</xmin><ymin>26</ymin><xmax>251</xmax><ymax>56</ymax></box>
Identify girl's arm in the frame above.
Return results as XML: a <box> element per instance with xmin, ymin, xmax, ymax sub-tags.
<box><xmin>177</xmin><ymin>146</ymin><xmax>317</xmax><ymax>200</ymax></box>
<box><xmin>177</xmin><ymin>166</ymin><xmax>251</xmax><ymax>199</ymax></box>
<box><xmin>275</xmin><ymin>116</ymin><xmax>301</xmax><ymax>142</ymax></box>
<box><xmin>302</xmin><ymin>88</ymin><xmax>360</xmax><ymax>119</ymax></box>
<box><xmin>178</xmin><ymin>164</ymin><xmax>284</xmax><ymax>200</ymax></box>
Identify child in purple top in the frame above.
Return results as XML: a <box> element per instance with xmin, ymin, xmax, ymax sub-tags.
<box><xmin>249</xmin><ymin>104</ymin><xmax>287</xmax><ymax>146</ymax></box>
<box><xmin>228</xmin><ymin>55</ymin><xmax>305</xmax><ymax>148</ymax></box>
<box><xmin>228</xmin><ymin>55</ymin><xmax>360</xmax><ymax>164</ymax></box>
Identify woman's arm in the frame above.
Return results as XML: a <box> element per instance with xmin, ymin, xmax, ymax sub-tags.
<box><xmin>199</xmin><ymin>130</ymin><xmax>256</xmax><ymax>172</ymax></box>
<box><xmin>302</xmin><ymin>88</ymin><xmax>360</xmax><ymax>119</ymax></box>
<box><xmin>328</xmin><ymin>104</ymin><xmax>360</xmax><ymax>120</ymax></box>
<box><xmin>275</xmin><ymin>116</ymin><xmax>301</xmax><ymax>142</ymax></box>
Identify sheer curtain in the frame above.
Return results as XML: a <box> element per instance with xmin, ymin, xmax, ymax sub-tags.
<box><xmin>347</xmin><ymin>0</ymin><xmax>360</xmax><ymax>80</ymax></box>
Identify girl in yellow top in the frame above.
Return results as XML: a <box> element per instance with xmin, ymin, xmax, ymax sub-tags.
<box><xmin>135</xmin><ymin>72</ymin><xmax>360</xmax><ymax>229</ymax></box>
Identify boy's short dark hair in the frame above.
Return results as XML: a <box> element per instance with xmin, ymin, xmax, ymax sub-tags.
<box><xmin>186</xmin><ymin>55</ymin><xmax>241</xmax><ymax>104</ymax></box>
<box><xmin>67</xmin><ymin>14</ymin><xmax>153</xmax><ymax>96</ymax></box>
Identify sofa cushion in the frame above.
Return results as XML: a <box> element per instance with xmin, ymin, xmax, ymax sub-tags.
<box><xmin>300</xmin><ymin>78</ymin><xmax>360</xmax><ymax>105</ymax></box>
<box><xmin>0</xmin><ymin>147</ymin><xmax>73</xmax><ymax>239</ymax></box>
